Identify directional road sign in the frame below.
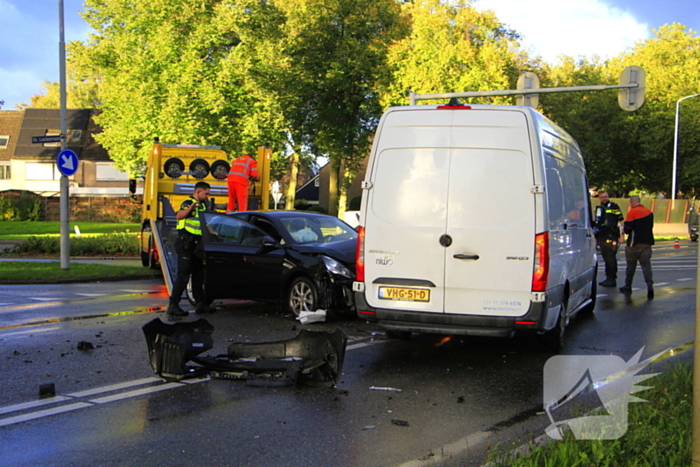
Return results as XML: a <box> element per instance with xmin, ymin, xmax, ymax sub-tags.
<box><xmin>32</xmin><ymin>135</ymin><xmax>62</xmax><ymax>144</ymax></box>
<box><xmin>56</xmin><ymin>149</ymin><xmax>79</xmax><ymax>177</ymax></box>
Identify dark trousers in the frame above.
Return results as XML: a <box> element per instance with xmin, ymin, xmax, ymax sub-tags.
<box><xmin>599</xmin><ymin>241</ymin><xmax>619</xmax><ymax>280</ymax></box>
<box><xmin>169</xmin><ymin>235</ymin><xmax>204</xmax><ymax>306</ymax></box>
<box><xmin>623</xmin><ymin>244</ymin><xmax>653</xmax><ymax>289</ymax></box>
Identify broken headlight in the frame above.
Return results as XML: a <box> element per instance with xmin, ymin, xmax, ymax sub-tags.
<box><xmin>321</xmin><ymin>255</ymin><xmax>354</xmax><ymax>279</ymax></box>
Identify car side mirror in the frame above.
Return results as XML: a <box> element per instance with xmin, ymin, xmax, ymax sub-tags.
<box><xmin>259</xmin><ymin>235</ymin><xmax>279</xmax><ymax>252</ymax></box>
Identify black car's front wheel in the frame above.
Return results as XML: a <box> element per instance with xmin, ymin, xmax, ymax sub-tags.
<box><xmin>288</xmin><ymin>276</ymin><xmax>318</xmax><ymax>317</ymax></box>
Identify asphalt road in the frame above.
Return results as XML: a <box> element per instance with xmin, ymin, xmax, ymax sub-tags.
<box><xmin>0</xmin><ymin>241</ymin><xmax>696</xmax><ymax>467</ymax></box>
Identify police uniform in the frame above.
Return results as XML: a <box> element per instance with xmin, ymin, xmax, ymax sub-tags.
<box><xmin>167</xmin><ymin>197</ymin><xmax>208</xmax><ymax>316</ymax></box>
<box><xmin>595</xmin><ymin>200</ymin><xmax>623</xmax><ymax>286</ymax></box>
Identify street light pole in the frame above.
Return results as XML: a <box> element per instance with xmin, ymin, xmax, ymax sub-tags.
<box><xmin>671</xmin><ymin>93</ymin><xmax>700</xmax><ymax>204</ymax></box>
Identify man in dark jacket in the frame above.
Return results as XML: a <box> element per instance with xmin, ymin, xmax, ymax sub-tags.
<box><xmin>595</xmin><ymin>191</ymin><xmax>623</xmax><ymax>287</ymax></box>
<box><xmin>619</xmin><ymin>196</ymin><xmax>654</xmax><ymax>299</ymax></box>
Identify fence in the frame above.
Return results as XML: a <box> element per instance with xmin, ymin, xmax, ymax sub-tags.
<box><xmin>595</xmin><ymin>198</ymin><xmax>692</xmax><ymax>223</ymax></box>
<box><xmin>0</xmin><ymin>190</ymin><xmax>142</xmax><ymax>223</ymax></box>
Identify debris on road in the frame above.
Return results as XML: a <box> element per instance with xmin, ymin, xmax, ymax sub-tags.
<box><xmin>142</xmin><ymin>318</ymin><xmax>347</xmax><ymax>387</ymax></box>
<box><xmin>362</xmin><ymin>425</ymin><xmax>376</xmax><ymax>430</ymax></box>
<box><xmin>77</xmin><ymin>341</ymin><xmax>94</xmax><ymax>350</ymax></box>
<box><xmin>391</xmin><ymin>419</ymin><xmax>410</xmax><ymax>427</ymax></box>
<box><xmin>297</xmin><ymin>309</ymin><xmax>327</xmax><ymax>324</ymax></box>
<box><xmin>38</xmin><ymin>383</ymin><xmax>55</xmax><ymax>398</ymax></box>
<box><xmin>370</xmin><ymin>386</ymin><xmax>402</xmax><ymax>392</ymax></box>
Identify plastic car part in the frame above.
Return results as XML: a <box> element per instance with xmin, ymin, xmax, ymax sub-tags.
<box><xmin>142</xmin><ymin>318</ymin><xmax>214</xmax><ymax>381</ymax></box>
<box><xmin>142</xmin><ymin>318</ymin><xmax>347</xmax><ymax>387</ymax></box>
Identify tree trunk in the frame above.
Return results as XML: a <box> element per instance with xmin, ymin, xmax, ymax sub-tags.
<box><xmin>284</xmin><ymin>149</ymin><xmax>300</xmax><ymax>210</ymax></box>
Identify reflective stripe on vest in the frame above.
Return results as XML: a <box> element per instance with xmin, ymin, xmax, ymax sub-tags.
<box><xmin>229</xmin><ymin>156</ymin><xmax>253</xmax><ymax>178</ymax></box>
<box><xmin>176</xmin><ymin>197</ymin><xmax>206</xmax><ymax>235</ymax></box>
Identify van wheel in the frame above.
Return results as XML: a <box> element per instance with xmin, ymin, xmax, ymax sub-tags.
<box><xmin>288</xmin><ymin>277</ymin><xmax>318</xmax><ymax>318</ymax></box>
<box><xmin>541</xmin><ymin>302</ymin><xmax>566</xmax><ymax>353</ymax></box>
<box><xmin>385</xmin><ymin>330</ymin><xmax>412</xmax><ymax>340</ymax></box>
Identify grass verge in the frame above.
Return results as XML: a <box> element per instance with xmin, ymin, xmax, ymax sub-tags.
<box><xmin>488</xmin><ymin>361</ymin><xmax>692</xmax><ymax>466</ymax></box>
<box><xmin>0</xmin><ymin>221</ymin><xmax>140</xmax><ymax>240</ymax></box>
<box><xmin>0</xmin><ymin>261</ymin><xmax>157</xmax><ymax>283</ymax></box>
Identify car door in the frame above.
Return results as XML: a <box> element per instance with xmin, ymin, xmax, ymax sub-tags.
<box><xmin>200</xmin><ymin>213</ymin><xmax>285</xmax><ymax>300</ymax></box>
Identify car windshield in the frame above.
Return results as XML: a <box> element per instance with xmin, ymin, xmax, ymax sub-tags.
<box><xmin>280</xmin><ymin>215</ymin><xmax>357</xmax><ymax>245</ymax></box>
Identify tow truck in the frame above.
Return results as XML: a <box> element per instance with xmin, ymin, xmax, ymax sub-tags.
<box><xmin>133</xmin><ymin>138</ymin><xmax>270</xmax><ymax>303</ymax></box>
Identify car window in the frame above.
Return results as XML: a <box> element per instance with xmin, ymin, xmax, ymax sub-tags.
<box><xmin>280</xmin><ymin>215</ymin><xmax>357</xmax><ymax>244</ymax></box>
<box><xmin>202</xmin><ymin>212</ymin><xmax>267</xmax><ymax>246</ymax></box>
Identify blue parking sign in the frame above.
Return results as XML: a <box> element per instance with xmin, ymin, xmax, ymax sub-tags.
<box><xmin>56</xmin><ymin>149</ymin><xmax>79</xmax><ymax>177</ymax></box>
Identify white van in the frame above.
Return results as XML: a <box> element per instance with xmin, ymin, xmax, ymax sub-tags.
<box><xmin>353</xmin><ymin>102</ymin><xmax>597</xmax><ymax>351</ymax></box>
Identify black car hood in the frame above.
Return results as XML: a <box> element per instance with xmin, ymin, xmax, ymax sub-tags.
<box><xmin>292</xmin><ymin>239</ymin><xmax>356</xmax><ymax>266</ymax></box>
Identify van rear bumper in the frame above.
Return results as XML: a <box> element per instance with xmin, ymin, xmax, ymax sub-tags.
<box><xmin>355</xmin><ymin>292</ymin><xmax>555</xmax><ymax>337</ymax></box>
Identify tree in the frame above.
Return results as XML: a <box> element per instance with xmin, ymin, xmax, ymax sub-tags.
<box><xmin>379</xmin><ymin>0</ymin><xmax>527</xmax><ymax>108</ymax></box>
<box><xmin>72</xmin><ymin>0</ymin><xmax>260</xmax><ymax>176</ymax></box>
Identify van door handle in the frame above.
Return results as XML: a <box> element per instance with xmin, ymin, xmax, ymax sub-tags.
<box><xmin>453</xmin><ymin>254</ymin><xmax>479</xmax><ymax>260</ymax></box>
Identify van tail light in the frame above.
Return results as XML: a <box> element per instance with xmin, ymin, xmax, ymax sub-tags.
<box><xmin>531</xmin><ymin>232</ymin><xmax>549</xmax><ymax>292</ymax></box>
<box><xmin>356</xmin><ymin>226</ymin><xmax>365</xmax><ymax>282</ymax></box>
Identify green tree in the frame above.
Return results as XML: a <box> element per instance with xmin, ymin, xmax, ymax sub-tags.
<box><xmin>611</xmin><ymin>23</ymin><xmax>700</xmax><ymax>198</ymax></box>
<box><xmin>380</xmin><ymin>0</ymin><xmax>526</xmax><ymax>108</ymax></box>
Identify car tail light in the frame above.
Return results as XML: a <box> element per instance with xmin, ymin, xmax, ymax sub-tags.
<box><xmin>531</xmin><ymin>232</ymin><xmax>549</xmax><ymax>292</ymax></box>
<box><xmin>356</xmin><ymin>226</ymin><xmax>365</xmax><ymax>282</ymax></box>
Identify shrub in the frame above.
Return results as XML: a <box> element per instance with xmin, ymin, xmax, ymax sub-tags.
<box><xmin>15</xmin><ymin>232</ymin><xmax>139</xmax><ymax>256</ymax></box>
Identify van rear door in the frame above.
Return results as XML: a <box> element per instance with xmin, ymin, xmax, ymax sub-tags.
<box><xmin>443</xmin><ymin>110</ymin><xmax>535</xmax><ymax>316</ymax></box>
<box><xmin>363</xmin><ymin>107</ymin><xmax>535</xmax><ymax>317</ymax></box>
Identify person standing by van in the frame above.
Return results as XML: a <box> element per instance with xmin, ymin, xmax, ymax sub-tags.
<box><xmin>595</xmin><ymin>191</ymin><xmax>623</xmax><ymax>287</ymax></box>
<box><xmin>167</xmin><ymin>181</ymin><xmax>213</xmax><ymax>316</ymax></box>
<box><xmin>619</xmin><ymin>195</ymin><xmax>655</xmax><ymax>299</ymax></box>
<box><xmin>227</xmin><ymin>154</ymin><xmax>259</xmax><ymax>212</ymax></box>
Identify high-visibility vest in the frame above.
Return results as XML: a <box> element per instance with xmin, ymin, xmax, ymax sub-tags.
<box><xmin>228</xmin><ymin>155</ymin><xmax>258</xmax><ymax>184</ymax></box>
<box><xmin>176</xmin><ymin>197</ymin><xmax>206</xmax><ymax>236</ymax></box>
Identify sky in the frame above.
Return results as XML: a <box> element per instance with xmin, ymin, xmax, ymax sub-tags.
<box><xmin>0</xmin><ymin>0</ymin><xmax>699</xmax><ymax>110</ymax></box>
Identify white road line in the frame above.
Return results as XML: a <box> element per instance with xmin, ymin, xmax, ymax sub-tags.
<box><xmin>75</xmin><ymin>293</ymin><xmax>109</xmax><ymax>297</ymax></box>
<box><xmin>348</xmin><ymin>340</ymin><xmax>386</xmax><ymax>351</ymax></box>
<box><xmin>30</xmin><ymin>298</ymin><xmax>63</xmax><ymax>302</ymax></box>
<box><xmin>678</xmin><ymin>278</ymin><xmax>694</xmax><ymax>282</ymax></box>
<box><xmin>90</xmin><ymin>382</ymin><xmax>184</xmax><ymax>404</ymax></box>
<box><xmin>596</xmin><ymin>294</ymin><xmax>607</xmax><ymax>298</ymax></box>
<box><xmin>66</xmin><ymin>377</ymin><xmax>162</xmax><ymax>398</ymax></box>
<box><xmin>0</xmin><ymin>403</ymin><xmax>93</xmax><ymax>428</ymax></box>
<box><xmin>654</xmin><ymin>282</ymin><xmax>670</xmax><ymax>287</ymax></box>
<box><xmin>0</xmin><ymin>396</ymin><xmax>72</xmax><ymax>416</ymax></box>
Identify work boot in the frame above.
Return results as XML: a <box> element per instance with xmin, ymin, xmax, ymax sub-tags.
<box><xmin>166</xmin><ymin>304</ymin><xmax>189</xmax><ymax>317</ymax></box>
<box><xmin>647</xmin><ymin>288</ymin><xmax>654</xmax><ymax>299</ymax></box>
<box><xmin>618</xmin><ymin>286</ymin><xmax>632</xmax><ymax>295</ymax></box>
<box><xmin>195</xmin><ymin>304</ymin><xmax>216</xmax><ymax>314</ymax></box>
<box><xmin>598</xmin><ymin>279</ymin><xmax>616</xmax><ymax>287</ymax></box>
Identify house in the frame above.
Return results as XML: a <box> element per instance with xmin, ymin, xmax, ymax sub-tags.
<box><xmin>0</xmin><ymin>108</ymin><xmax>134</xmax><ymax>196</ymax></box>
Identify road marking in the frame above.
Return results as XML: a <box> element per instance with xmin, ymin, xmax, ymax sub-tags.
<box><xmin>678</xmin><ymin>278</ymin><xmax>694</xmax><ymax>282</ymax></box>
<box><xmin>90</xmin><ymin>382</ymin><xmax>184</xmax><ymax>404</ymax></box>
<box><xmin>30</xmin><ymin>298</ymin><xmax>64</xmax><ymax>302</ymax></box>
<box><xmin>0</xmin><ymin>396</ymin><xmax>73</xmax><ymax>416</ymax></box>
<box><xmin>66</xmin><ymin>377</ymin><xmax>162</xmax><ymax>398</ymax></box>
<box><xmin>397</xmin><ymin>430</ymin><xmax>492</xmax><ymax>467</ymax></box>
<box><xmin>75</xmin><ymin>293</ymin><xmax>109</xmax><ymax>297</ymax></box>
<box><xmin>596</xmin><ymin>294</ymin><xmax>607</xmax><ymax>298</ymax></box>
<box><xmin>654</xmin><ymin>282</ymin><xmax>670</xmax><ymax>287</ymax></box>
<box><xmin>0</xmin><ymin>403</ymin><xmax>93</xmax><ymax>428</ymax></box>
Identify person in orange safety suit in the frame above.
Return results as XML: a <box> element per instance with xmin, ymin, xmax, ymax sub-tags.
<box><xmin>227</xmin><ymin>154</ymin><xmax>259</xmax><ymax>212</ymax></box>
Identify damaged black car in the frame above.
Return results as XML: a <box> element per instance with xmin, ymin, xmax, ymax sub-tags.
<box><xmin>195</xmin><ymin>211</ymin><xmax>357</xmax><ymax>317</ymax></box>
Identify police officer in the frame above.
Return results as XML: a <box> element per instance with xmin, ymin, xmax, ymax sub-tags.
<box><xmin>166</xmin><ymin>181</ymin><xmax>214</xmax><ymax>316</ymax></box>
<box><xmin>227</xmin><ymin>153</ymin><xmax>259</xmax><ymax>213</ymax></box>
<box><xmin>595</xmin><ymin>191</ymin><xmax>624</xmax><ymax>287</ymax></box>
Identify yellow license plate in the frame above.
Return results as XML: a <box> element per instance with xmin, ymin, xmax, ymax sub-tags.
<box><xmin>378</xmin><ymin>287</ymin><xmax>430</xmax><ymax>302</ymax></box>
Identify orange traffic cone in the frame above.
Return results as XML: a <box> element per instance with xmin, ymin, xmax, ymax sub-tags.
<box><xmin>674</xmin><ymin>237</ymin><xmax>680</xmax><ymax>249</ymax></box>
